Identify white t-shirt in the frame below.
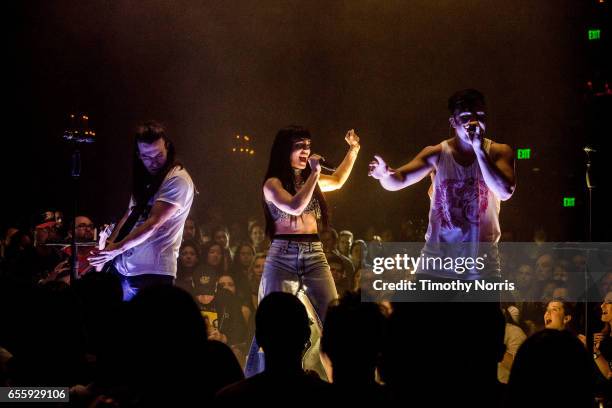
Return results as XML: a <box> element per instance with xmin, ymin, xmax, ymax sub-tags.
<box><xmin>114</xmin><ymin>166</ymin><xmax>194</xmax><ymax>277</ymax></box>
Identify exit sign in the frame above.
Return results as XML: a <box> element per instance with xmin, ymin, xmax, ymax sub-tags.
<box><xmin>517</xmin><ymin>149</ymin><xmax>531</xmax><ymax>159</ymax></box>
<box><xmin>563</xmin><ymin>197</ymin><xmax>575</xmax><ymax>207</ymax></box>
<box><xmin>588</xmin><ymin>29</ymin><xmax>601</xmax><ymax>40</ymax></box>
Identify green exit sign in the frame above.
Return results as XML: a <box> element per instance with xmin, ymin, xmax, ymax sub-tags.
<box><xmin>588</xmin><ymin>29</ymin><xmax>601</xmax><ymax>40</ymax></box>
<box><xmin>517</xmin><ymin>148</ymin><xmax>531</xmax><ymax>159</ymax></box>
<box><xmin>563</xmin><ymin>197</ymin><xmax>575</xmax><ymax>207</ymax></box>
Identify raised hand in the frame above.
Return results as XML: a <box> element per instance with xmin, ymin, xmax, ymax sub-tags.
<box><xmin>368</xmin><ymin>155</ymin><xmax>392</xmax><ymax>180</ymax></box>
<box><xmin>345</xmin><ymin>129</ymin><xmax>360</xmax><ymax>148</ymax></box>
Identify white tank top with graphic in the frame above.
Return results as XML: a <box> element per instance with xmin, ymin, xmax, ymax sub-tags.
<box><xmin>420</xmin><ymin>138</ymin><xmax>501</xmax><ymax>279</ymax></box>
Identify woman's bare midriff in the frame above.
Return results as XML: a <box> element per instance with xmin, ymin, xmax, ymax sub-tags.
<box><xmin>273</xmin><ymin>213</ymin><xmax>319</xmax><ymax>235</ymax></box>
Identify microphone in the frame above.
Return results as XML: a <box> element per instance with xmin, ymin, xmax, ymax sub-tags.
<box><xmin>583</xmin><ymin>146</ymin><xmax>597</xmax><ymax>154</ymax></box>
<box><xmin>311</xmin><ymin>153</ymin><xmax>337</xmax><ymax>172</ymax></box>
<box><xmin>467</xmin><ymin>121</ymin><xmax>480</xmax><ymax>135</ymax></box>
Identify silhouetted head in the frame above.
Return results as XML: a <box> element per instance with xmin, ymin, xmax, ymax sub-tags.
<box><xmin>506</xmin><ymin>329</ymin><xmax>594</xmax><ymax>408</ymax></box>
<box><xmin>255</xmin><ymin>292</ymin><xmax>310</xmax><ymax>360</ymax></box>
<box><xmin>322</xmin><ymin>291</ymin><xmax>386</xmax><ymax>382</ymax></box>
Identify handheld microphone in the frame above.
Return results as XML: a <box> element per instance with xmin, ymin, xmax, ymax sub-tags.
<box><xmin>467</xmin><ymin>121</ymin><xmax>480</xmax><ymax>135</ymax></box>
<box><xmin>312</xmin><ymin>153</ymin><xmax>337</xmax><ymax>172</ymax></box>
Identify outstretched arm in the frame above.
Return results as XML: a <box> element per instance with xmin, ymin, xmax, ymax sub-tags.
<box><xmin>369</xmin><ymin>145</ymin><xmax>440</xmax><ymax>191</ymax></box>
<box><xmin>319</xmin><ymin>129</ymin><xmax>360</xmax><ymax>192</ymax></box>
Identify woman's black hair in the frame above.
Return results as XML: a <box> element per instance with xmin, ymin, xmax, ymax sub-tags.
<box><xmin>179</xmin><ymin>239</ymin><xmax>201</xmax><ymax>259</ymax></box>
<box><xmin>132</xmin><ymin>121</ymin><xmax>182</xmax><ymax>207</ymax></box>
<box><xmin>262</xmin><ymin>125</ymin><xmax>329</xmax><ymax>238</ymax></box>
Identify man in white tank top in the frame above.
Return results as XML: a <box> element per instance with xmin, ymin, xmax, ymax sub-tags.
<box><xmin>368</xmin><ymin>89</ymin><xmax>516</xmax><ymax>280</ymax></box>
<box><xmin>369</xmin><ymin>91</ymin><xmax>517</xmax><ymax>406</ymax></box>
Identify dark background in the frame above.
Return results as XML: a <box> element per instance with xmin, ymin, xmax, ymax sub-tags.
<box><xmin>5</xmin><ymin>0</ymin><xmax>610</xmax><ymax>240</ymax></box>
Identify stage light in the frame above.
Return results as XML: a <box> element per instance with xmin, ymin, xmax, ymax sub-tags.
<box><xmin>563</xmin><ymin>197</ymin><xmax>575</xmax><ymax>207</ymax></box>
<box><xmin>517</xmin><ymin>148</ymin><xmax>531</xmax><ymax>159</ymax></box>
<box><xmin>231</xmin><ymin>133</ymin><xmax>255</xmax><ymax>157</ymax></box>
<box><xmin>63</xmin><ymin>113</ymin><xmax>95</xmax><ymax>143</ymax></box>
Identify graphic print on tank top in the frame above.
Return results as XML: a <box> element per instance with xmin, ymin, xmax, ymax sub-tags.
<box><xmin>432</xmin><ymin>177</ymin><xmax>489</xmax><ymax>233</ymax></box>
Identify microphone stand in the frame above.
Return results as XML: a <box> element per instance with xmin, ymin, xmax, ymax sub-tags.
<box><xmin>70</xmin><ymin>147</ymin><xmax>81</xmax><ymax>282</ymax></box>
<box><xmin>64</xmin><ymin>115</ymin><xmax>95</xmax><ymax>282</ymax></box>
<box><xmin>584</xmin><ymin>147</ymin><xmax>596</xmax><ymax>351</ymax></box>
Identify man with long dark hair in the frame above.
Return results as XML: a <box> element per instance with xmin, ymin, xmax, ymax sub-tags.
<box><xmin>89</xmin><ymin>121</ymin><xmax>194</xmax><ymax>301</ymax></box>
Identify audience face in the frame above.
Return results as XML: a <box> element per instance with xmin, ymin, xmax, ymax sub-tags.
<box><xmin>252</xmin><ymin>257</ymin><xmax>266</xmax><ymax>283</ymax></box>
<box><xmin>320</xmin><ymin>230</ymin><xmax>336</xmax><ymax>254</ymax></box>
<box><xmin>552</xmin><ymin>265</ymin><xmax>568</xmax><ymax>282</ymax></box>
<box><xmin>515</xmin><ymin>264</ymin><xmax>533</xmax><ymax>289</ymax></box>
<box><xmin>74</xmin><ymin>216</ymin><xmax>95</xmax><ymax>241</ymax></box>
<box><xmin>572</xmin><ymin>254</ymin><xmax>586</xmax><ymax>272</ymax></box>
<box><xmin>179</xmin><ymin>245</ymin><xmax>199</xmax><ymax>268</ymax></box>
<box><xmin>218</xmin><ymin>275</ymin><xmax>237</xmax><ymax>295</ymax></box>
<box><xmin>183</xmin><ymin>219</ymin><xmax>197</xmax><ymax>241</ymax></box>
<box><xmin>601</xmin><ymin>291</ymin><xmax>612</xmax><ymax>323</ymax></box>
<box><xmin>237</xmin><ymin>245</ymin><xmax>255</xmax><ymax>268</ymax></box>
<box><xmin>544</xmin><ymin>301</ymin><xmax>570</xmax><ymax>330</ymax></box>
<box><xmin>351</xmin><ymin>241</ymin><xmax>367</xmax><ymax>267</ymax></box>
<box><xmin>338</xmin><ymin>233</ymin><xmax>352</xmax><ymax>256</ymax></box>
<box><xmin>207</xmin><ymin>244</ymin><xmax>223</xmax><ymax>267</ymax></box>
<box><xmin>535</xmin><ymin>254</ymin><xmax>554</xmax><ymax>281</ymax></box>
<box><xmin>214</xmin><ymin>230</ymin><xmax>229</xmax><ymax>249</ymax></box>
<box><xmin>540</xmin><ymin>281</ymin><xmax>557</xmax><ymax>302</ymax></box>
<box><xmin>598</xmin><ymin>271</ymin><xmax>612</xmax><ymax>296</ymax></box>
<box><xmin>250</xmin><ymin>225</ymin><xmax>265</xmax><ymax>247</ymax></box>
<box><xmin>329</xmin><ymin>261</ymin><xmax>345</xmax><ymax>285</ymax></box>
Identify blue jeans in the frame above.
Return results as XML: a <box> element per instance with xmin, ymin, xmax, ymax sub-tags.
<box><xmin>113</xmin><ymin>268</ymin><xmax>175</xmax><ymax>302</ymax></box>
<box><xmin>245</xmin><ymin>239</ymin><xmax>338</xmax><ymax>379</ymax></box>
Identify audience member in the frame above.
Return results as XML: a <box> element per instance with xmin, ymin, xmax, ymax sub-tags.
<box><xmin>216</xmin><ymin>292</ymin><xmax>333</xmax><ymax>405</ymax></box>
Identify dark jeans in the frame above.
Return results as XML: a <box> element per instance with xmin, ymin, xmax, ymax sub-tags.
<box><xmin>113</xmin><ymin>268</ymin><xmax>175</xmax><ymax>301</ymax></box>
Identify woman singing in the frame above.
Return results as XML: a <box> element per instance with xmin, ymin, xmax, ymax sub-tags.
<box><xmin>245</xmin><ymin>125</ymin><xmax>360</xmax><ymax>378</ymax></box>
